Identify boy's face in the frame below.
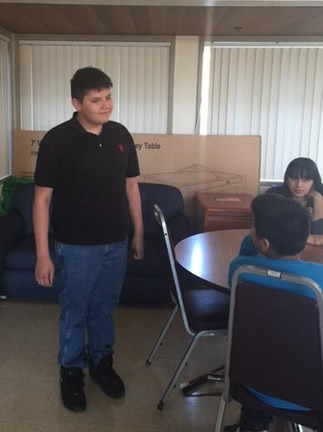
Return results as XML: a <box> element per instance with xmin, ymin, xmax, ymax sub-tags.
<box><xmin>72</xmin><ymin>87</ymin><xmax>113</xmax><ymax>126</ymax></box>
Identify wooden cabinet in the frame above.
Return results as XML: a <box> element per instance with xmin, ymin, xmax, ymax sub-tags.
<box><xmin>196</xmin><ymin>192</ymin><xmax>253</xmax><ymax>232</ymax></box>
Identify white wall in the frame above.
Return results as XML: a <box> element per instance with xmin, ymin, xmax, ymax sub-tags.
<box><xmin>0</xmin><ymin>35</ymin><xmax>12</xmax><ymax>178</ymax></box>
<box><xmin>172</xmin><ymin>36</ymin><xmax>199</xmax><ymax>134</ymax></box>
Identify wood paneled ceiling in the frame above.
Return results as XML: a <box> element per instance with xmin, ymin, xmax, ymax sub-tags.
<box><xmin>0</xmin><ymin>3</ymin><xmax>323</xmax><ymax>37</ymax></box>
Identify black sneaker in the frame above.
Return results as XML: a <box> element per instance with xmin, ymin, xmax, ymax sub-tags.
<box><xmin>60</xmin><ymin>366</ymin><xmax>86</xmax><ymax>412</ymax></box>
<box><xmin>89</xmin><ymin>355</ymin><xmax>125</xmax><ymax>398</ymax></box>
<box><xmin>224</xmin><ymin>424</ymin><xmax>240</xmax><ymax>432</ymax></box>
<box><xmin>224</xmin><ymin>425</ymin><xmax>268</xmax><ymax>432</ymax></box>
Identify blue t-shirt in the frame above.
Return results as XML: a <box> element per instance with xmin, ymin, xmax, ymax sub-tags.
<box><xmin>229</xmin><ymin>235</ymin><xmax>323</xmax><ymax>411</ymax></box>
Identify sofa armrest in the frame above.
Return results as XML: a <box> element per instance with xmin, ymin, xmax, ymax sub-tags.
<box><xmin>0</xmin><ymin>210</ymin><xmax>25</xmax><ymax>272</ymax></box>
<box><xmin>168</xmin><ymin>213</ymin><xmax>191</xmax><ymax>245</ymax></box>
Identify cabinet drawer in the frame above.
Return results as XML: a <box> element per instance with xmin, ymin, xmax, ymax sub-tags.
<box><xmin>205</xmin><ymin>214</ymin><xmax>252</xmax><ymax>232</ymax></box>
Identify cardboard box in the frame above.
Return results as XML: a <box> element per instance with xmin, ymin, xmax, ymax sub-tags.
<box><xmin>13</xmin><ymin>130</ymin><xmax>261</xmax><ymax>223</ymax></box>
<box><xmin>13</xmin><ymin>131</ymin><xmax>44</xmax><ymax>178</ymax></box>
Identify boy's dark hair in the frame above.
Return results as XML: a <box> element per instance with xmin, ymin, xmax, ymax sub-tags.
<box><xmin>251</xmin><ymin>194</ymin><xmax>310</xmax><ymax>256</ymax></box>
<box><xmin>71</xmin><ymin>67</ymin><xmax>113</xmax><ymax>101</ymax></box>
<box><xmin>284</xmin><ymin>157</ymin><xmax>323</xmax><ymax>195</ymax></box>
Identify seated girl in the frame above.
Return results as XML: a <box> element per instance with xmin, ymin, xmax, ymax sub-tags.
<box><xmin>266</xmin><ymin>157</ymin><xmax>323</xmax><ymax>244</ymax></box>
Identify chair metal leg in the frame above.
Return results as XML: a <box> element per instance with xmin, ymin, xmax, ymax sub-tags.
<box><xmin>180</xmin><ymin>365</ymin><xmax>225</xmax><ymax>396</ymax></box>
<box><xmin>290</xmin><ymin>425</ymin><xmax>306</xmax><ymax>432</ymax></box>
<box><xmin>214</xmin><ymin>395</ymin><xmax>226</xmax><ymax>432</ymax></box>
<box><xmin>146</xmin><ymin>304</ymin><xmax>178</xmax><ymax>365</ymax></box>
<box><xmin>157</xmin><ymin>333</ymin><xmax>200</xmax><ymax>410</ymax></box>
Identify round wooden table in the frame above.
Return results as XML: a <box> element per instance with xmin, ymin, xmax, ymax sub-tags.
<box><xmin>175</xmin><ymin>229</ymin><xmax>323</xmax><ymax>289</ymax></box>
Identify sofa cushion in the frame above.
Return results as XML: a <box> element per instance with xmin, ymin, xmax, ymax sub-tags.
<box><xmin>12</xmin><ymin>182</ymin><xmax>184</xmax><ymax>239</ymax></box>
<box><xmin>139</xmin><ymin>183</ymin><xmax>184</xmax><ymax>237</ymax></box>
<box><xmin>5</xmin><ymin>235</ymin><xmax>59</xmax><ymax>270</ymax></box>
<box><xmin>11</xmin><ymin>182</ymin><xmax>35</xmax><ymax>236</ymax></box>
<box><xmin>121</xmin><ymin>274</ymin><xmax>171</xmax><ymax>305</ymax></box>
<box><xmin>1</xmin><ymin>270</ymin><xmax>61</xmax><ymax>301</ymax></box>
<box><xmin>127</xmin><ymin>236</ymin><xmax>167</xmax><ymax>276</ymax></box>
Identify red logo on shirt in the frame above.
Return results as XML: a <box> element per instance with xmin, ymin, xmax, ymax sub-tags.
<box><xmin>118</xmin><ymin>144</ymin><xmax>125</xmax><ymax>152</ymax></box>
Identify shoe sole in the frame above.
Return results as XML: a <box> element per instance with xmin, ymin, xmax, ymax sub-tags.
<box><xmin>61</xmin><ymin>398</ymin><xmax>86</xmax><ymax>412</ymax></box>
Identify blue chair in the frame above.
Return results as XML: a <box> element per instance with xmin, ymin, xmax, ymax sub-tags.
<box><xmin>215</xmin><ymin>265</ymin><xmax>323</xmax><ymax>432</ymax></box>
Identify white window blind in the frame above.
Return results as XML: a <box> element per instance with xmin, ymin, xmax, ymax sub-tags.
<box><xmin>19</xmin><ymin>41</ymin><xmax>170</xmax><ymax>133</ymax></box>
<box><xmin>202</xmin><ymin>44</ymin><xmax>323</xmax><ymax>181</ymax></box>
<box><xmin>0</xmin><ymin>38</ymin><xmax>12</xmax><ymax>178</ymax></box>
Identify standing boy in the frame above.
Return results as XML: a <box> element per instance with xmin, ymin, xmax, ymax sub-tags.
<box><xmin>33</xmin><ymin>67</ymin><xmax>144</xmax><ymax>412</ymax></box>
<box><xmin>226</xmin><ymin>194</ymin><xmax>323</xmax><ymax>432</ymax></box>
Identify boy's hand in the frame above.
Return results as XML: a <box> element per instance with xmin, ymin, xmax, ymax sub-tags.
<box><xmin>35</xmin><ymin>256</ymin><xmax>55</xmax><ymax>286</ymax></box>
<box><xmin>131</xmin><ymin>233</ymin><xmax>144</xmax><ymax>260</ymax></box>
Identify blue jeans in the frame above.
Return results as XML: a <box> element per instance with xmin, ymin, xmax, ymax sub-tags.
<box><xmin>56</xmin><ymin>240</ymin><xmax>128</xmax><ymax>369</ymax></box>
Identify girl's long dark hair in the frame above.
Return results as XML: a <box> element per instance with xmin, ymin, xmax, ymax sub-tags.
<box><xmin>284</xmin><ymin>157</ymin><xmax>323</xmax><ymax>195</ymax></box>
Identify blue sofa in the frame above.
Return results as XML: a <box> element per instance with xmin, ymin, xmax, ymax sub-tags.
<box><xmin>0</xmin><ymin>182</ymin><xmax>191</xmax><ymax>305</ymax></box>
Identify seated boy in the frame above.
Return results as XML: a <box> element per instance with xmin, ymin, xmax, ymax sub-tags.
<box><xmin>225</xmin><ymin>194</ymin><xmax>323</xmax><ymax>432</ymax></box>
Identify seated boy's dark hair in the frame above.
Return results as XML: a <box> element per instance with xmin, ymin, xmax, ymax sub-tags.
<box><xmin>251</xmin><ymin>194</ymin><xmax>310</xmax><ymax>256</ymax></box>
<box><xmin>71</xmin><ymin>67</ymin><xmax>113</xmax><ymax>101</ymax></box>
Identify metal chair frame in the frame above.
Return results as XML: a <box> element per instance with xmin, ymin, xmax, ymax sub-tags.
<box><xmin>146</xmin><ymin>204</ymin><xmax>227</xmax><ymax>410</ymax></box>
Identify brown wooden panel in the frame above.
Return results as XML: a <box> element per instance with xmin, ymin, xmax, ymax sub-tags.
<box><xmin>92</xmin><ymin>6</ymin><xmax>137</xmax><ymax>35</ymax></box>
<box><xmin>205</xmin><ymin>214</ymin><xmax>252</xmax><ymax>231</ymax></box>
<box><xmin>0</xmin><ymin>4</ymin><xmax>49</xmax><ymax>33</ymax></box>
<box><xmin>0</xmin><ymin>4</ymin><xmax>323</xmax><ymax>36</ymax></box>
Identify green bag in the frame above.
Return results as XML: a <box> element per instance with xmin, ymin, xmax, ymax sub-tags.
<box><xmin>1</xmin><ymin>176</ymin><xmax>33</xmax><ymax>213</ymax></box>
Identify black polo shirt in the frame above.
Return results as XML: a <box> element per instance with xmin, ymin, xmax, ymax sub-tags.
<box><xmin>34</xmin><ymin>114</ymin><xmax>140</xmax><ymax>245</ymax></box>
